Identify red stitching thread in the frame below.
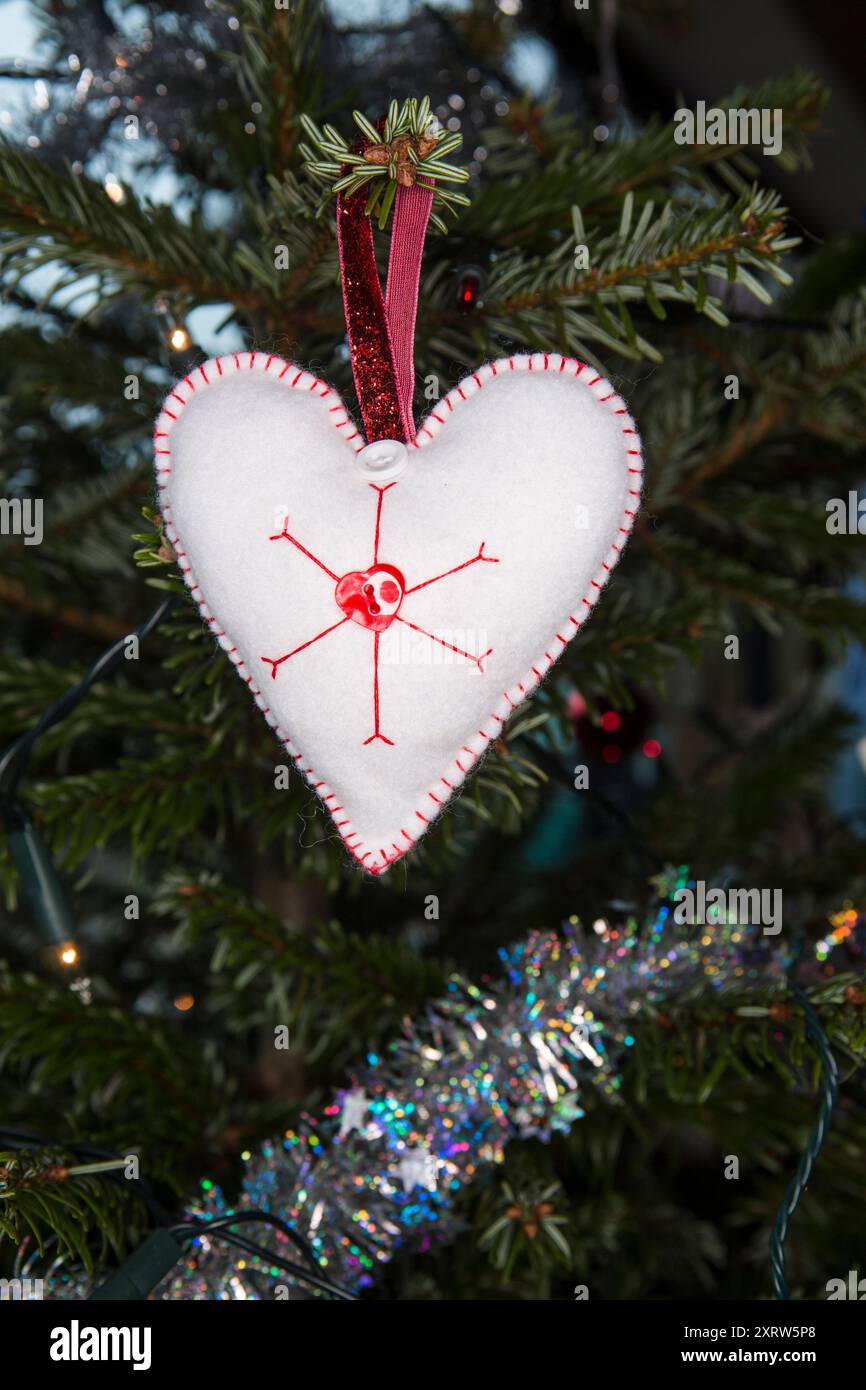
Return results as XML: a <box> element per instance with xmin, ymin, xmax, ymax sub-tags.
<box><xmin>371</xmin><ymin>481</ymin><xmax>397</xmax><ymax>564</ymax></box>
<box><xmin>260</xmin><ymin>616</ymin><xmax>349</xmax><ymax>680</ymax></box>
<box><xmin>404</xmin><ymin>540</ymin><xmax>497</xmax><ymax>595</ymax></box>
<box><xmin>269</xmin><ymin>519</ymin><xmax>339</xmax><ymax>581</ymax></box>
<box><xmin>394</xmin><ymin>616</ymin><xmax>492</xmax><ymax>673</ymax></box>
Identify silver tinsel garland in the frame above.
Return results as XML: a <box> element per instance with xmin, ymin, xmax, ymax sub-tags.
<box><xmin>47</xmin><ymin>876</ymin><xmax>855</xmax><ymax>1301</ymax></box>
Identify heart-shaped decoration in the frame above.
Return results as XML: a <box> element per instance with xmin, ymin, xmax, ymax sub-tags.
<box><xmin>155</xmin><ymin>351</ymin><xmax>642</xmax><ymax>873</ymax></box>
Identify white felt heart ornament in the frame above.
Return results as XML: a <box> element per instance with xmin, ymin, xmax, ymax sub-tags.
<box><xmin>154</xmin><ymin>350</ymin><xmax>642</xmax><ymax>873</ymax></box>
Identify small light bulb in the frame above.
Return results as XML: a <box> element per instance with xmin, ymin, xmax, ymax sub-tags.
<box><xmin>104</xmin><ymin>173</ymin><xmax>125</xmax><ymax>204</ymax></box>
<box><xmin>174</xmin><ymin>992</ymin><xmax>194</xmax><ymax>1011</ymax></box>
<box><xmin>169</xmin><ymin>326</ymin><xmax>190</xmax><ymax>351</ymax></box>
<box><xmin>57</xmin><ymin>942</ymin><xmax>79</xmax><ymax>967</ymax></box>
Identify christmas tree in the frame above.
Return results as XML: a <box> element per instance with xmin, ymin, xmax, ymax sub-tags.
<box><xmin>1</xmin><ymin>0</ymin><xmax>865</xmax><ymax>1306</ymax></box>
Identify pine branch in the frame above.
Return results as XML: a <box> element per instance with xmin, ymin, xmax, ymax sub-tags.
<box><xmin>0</xmin><ymin>576</ymin><xmax>131</xmax><ymax>642</ymax></box>
<box><xmin>467</xmin><ymin>71</ymin><xmax>828</xmax><ymax>243</ymax></box>
<box><xmin>0</xmin><ymin>143</ymin><xmax>281</xmax><ymax>318</ymax></box>
<box><xmin>0</xmin><ymin>963</ymin><xmax>229</xmax><ymax>1198</ymax></box>
<box><xmin>628</xmin><ymin>973</ymin><xmax>866</xmax><ymax>1106</ymax></box>
<box><xmin>642</xmin><ymin>704</ymin><xmax>860</xmax><ymax>873</ymax></box>
<box><xmin>640</xmin><ymin>529</ymin><xmax>866</xmax><ymax>643</ymax></box>
<box><xmin>156</xmin><ymin>875</ymin><xmax>450</xmax><ymax>1065</ymax></box>
<box><xmin>228</xmin><ymin>0</ymin><xmax>325</xmax><ymax>174</ymax></box>
<box><xmin>0</xmin><ymin>1146</ymin><xmax>147</xmax><ymax>1270</ymax></box>
<box><xmin>459</xmin><ymin>187</ymin><xmax>797</xmax><ymax>361</ymax></box>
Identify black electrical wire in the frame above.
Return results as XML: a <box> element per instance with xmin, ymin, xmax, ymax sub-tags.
<box><xmin>0</xmin><ymin>595</ymin><xmax>179</xmax><ymax>812</ymax></box>
<box><xmin>80</xmin><ymin>1211</ymin><xmax>361</xmax><ymax>1301</ymax></box>
<box><xmin>190</xmin><ymin>1226</ymin><xmax>359</xmax><ymax>1301</ymax></box>
<box><xmin>174</xmin><ymin>1211</ymin><xmax>359</xmax><ymax>1299</ymax></box>
<box><xmin>172</xmin><ymin>1207</ymin><xmax>320</xmax><ymax>1273</ymax></box>
<box><xmin>213</xmin><ymin>1231</ymin><xmax>356</xmax><ymax>1301</ymax></box>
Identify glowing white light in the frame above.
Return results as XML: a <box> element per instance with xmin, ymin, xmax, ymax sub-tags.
<box><xmin>104</xmin><ymin>173</ymin><xmax>125</xmax><ymax>204</ymax></box>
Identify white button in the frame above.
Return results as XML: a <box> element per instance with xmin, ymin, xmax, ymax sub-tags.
<box><xmin>355</xmin><ymin>439</ymin><xmax>408</xmax><ymax>481</ymax></box>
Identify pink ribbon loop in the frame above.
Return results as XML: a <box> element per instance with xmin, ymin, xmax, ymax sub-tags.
<box><xmin>384</xmin><ymin>184</ymin><xmax>434</xmax><ymax>443</ymax></box>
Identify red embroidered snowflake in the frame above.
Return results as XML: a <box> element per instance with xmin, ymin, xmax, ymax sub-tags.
<box><xmin>261</xmin><ymin>482</ymin><xmax>498</xmax><ymax>745</ymax></box>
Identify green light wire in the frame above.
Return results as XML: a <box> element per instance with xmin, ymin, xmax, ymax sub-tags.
<box><xmin>769</xmin><ymin>983</ymin><xmax>839</xmax><ymax>1299</ymax></box>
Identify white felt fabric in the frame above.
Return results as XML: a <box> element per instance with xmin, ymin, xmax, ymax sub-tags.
<box><xmin>155</xmin><ymin>352</ymin><xmax>642</xmax><ymax>873</ymax></box>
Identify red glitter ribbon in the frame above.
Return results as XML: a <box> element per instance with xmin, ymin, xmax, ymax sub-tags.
<box><xmin>336</xmin><ymin>181</ymin><xmax>433</xmax><ymax>445</ymax></box>
<box><xmin>336</xmin><ymin>189</ymin><xmax>405</xmax><ymax>443</ymax></box>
